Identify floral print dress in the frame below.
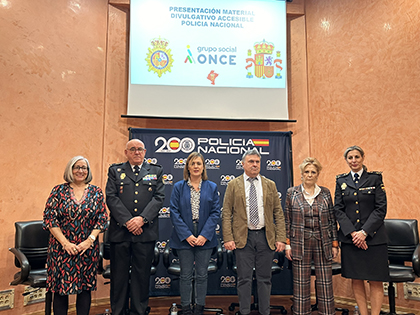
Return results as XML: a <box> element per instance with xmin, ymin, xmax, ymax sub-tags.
<box><xmin>43</xmin><ymin>183</ymin><xmax>108</xmax><ymax>295</ymax></box>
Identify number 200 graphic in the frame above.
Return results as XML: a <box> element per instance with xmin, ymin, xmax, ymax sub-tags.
<box><xmin>155</xmin><ymin>137</ymin><xmax>195</xmax><ymax>153</ymax></box>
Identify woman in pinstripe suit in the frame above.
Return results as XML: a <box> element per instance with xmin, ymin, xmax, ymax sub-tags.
<box><xmin>285</xmin><ymin>157</ymin><xmax>339</xmax><ymax>315</ymax></box>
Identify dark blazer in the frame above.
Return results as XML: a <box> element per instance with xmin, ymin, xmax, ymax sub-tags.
<box><xmin>106</xmin><ymin>161</ymin><xmax>165</xmax><ymax>243</ymax></box>
<box><xmin>334</xmin><ymin>171</ymin><xmax>387</xmax><ymax>245</ymax></box>
<box><xmin>222</xmin><ymin>174</ymin><xmax>286</xmax><ymax>250</ymax></box>
<box><xmin>169</xmin><ymin>179</ymin><xmax>220</xmax><ymax>250</ymax></box>
<box><xmin>284</xmin><ymin>185</ymin><xmax>338</xmax><ymax>260</ymax></box>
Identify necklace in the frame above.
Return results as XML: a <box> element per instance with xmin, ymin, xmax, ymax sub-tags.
<box><xmin>69</xmin><ymin>184</ymin><xmax>88</xmax><ymax>220</ymax></box>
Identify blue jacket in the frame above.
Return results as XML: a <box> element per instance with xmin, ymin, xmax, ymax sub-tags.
<box><xmin>169</xmin><ymin>180</ymin><xmax>220</xmax><ymax>249</ymax></box>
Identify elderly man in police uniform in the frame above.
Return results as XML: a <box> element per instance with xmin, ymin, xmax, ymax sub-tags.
<box><xmin>106</xmin><ymin>139</ymin><xmax>165</xmax><ymax>315</ymax></box>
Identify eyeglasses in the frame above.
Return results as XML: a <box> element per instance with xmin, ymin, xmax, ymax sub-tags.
<box><xmin>73</xmin><ymin>166</ymin><xmax>88</xmax><ymax>172</ymax></box>
<box><xmin>128</xmin><ymin>147</ymin><xmax>145</xmax><ymax>153</ymax></box>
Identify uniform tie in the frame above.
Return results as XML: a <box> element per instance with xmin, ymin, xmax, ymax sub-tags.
<box><xmin>134</xmin><ymin>165</ymin><xmax>140</xmax><ymax>180</ymax></box>
<box><xmin>248</xmin><ymin>177</ymin><xmax>259</xmax><ymax>228</ymax></box>
<box><xmin>354</xmin><ymin>173</ymin><xmax>359</xmax><ymax>186</ymax></box>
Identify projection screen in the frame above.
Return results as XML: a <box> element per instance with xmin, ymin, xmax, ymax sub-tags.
<box><xmin>127</xmin><ymin>0</ymin><xmax>288</xmax><ymax>120</ymax></box>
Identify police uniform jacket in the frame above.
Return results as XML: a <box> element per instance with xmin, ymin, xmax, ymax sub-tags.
<box><xmin>334</xmin><ymin>171</ymin><xmax>387</xmax><ymax>245</ymax></box>
<box><xmin>284</xmin><ymin>185</ymin><xmax>338</xmax><ymax>261</ymax></box>
<box><xmin>106</xmin><ymin>161</ymin><xmax>165</xmax><ymax>243</ymax></box>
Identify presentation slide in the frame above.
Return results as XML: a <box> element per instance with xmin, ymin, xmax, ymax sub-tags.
<box><xmin>127</xmin><ymin>0</ymin><xmax>289</xmax><ymax>120</ymax></box>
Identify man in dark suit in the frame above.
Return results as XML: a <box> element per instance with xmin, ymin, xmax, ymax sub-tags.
<box><xmin>106</xmin><ymin>139</ymin><xmax>165</xmax><ymax>315</ymax></box>
<box><xmin>222</xmin><ymin>149</ymin><xmax>286</xmax><ymax>315</ymax></box>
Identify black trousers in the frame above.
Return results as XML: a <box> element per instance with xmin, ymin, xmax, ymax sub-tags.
<box><xmin>53</xmin><ymin>291</ymin><xmax>91</xmax><ymax>315</ymax></box>
<box><xmin>236</xmin><ymin>229</ymin><xmax>274</xmax><ymax>315</ymax></box>
<box><xmin>110</xmin><ymin>241</ymin><xmax>155</xmax><ymax>315</ymax></box>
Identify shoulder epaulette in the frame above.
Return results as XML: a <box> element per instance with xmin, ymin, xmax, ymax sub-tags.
<box><xmin>110</xmin><ymin>162</ymin><xmax>124</xmax><ymax>167</ymax></box>
<box><xmin>336</xmin><ymin>172</ymin><xmax>349</xmax><ymax>179</ymax></box>
<box><xmin>368</xmin><ymin>171</ymin><xmax>383</xmax><ymax>175</ymax></box>
<box><xmin>149</xmin><ymin>163</ymin><xmax>162</xmax><ymax>168</ymax></box>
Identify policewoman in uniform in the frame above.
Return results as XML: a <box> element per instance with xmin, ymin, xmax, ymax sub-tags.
<box><xmin>106</xmin><ymin>139</ymin><xmax>165</xmax><ymax>315</ymax></box>
<box><xmin>334</xmin><ymin>145</ymin><xmax>388</xmax><ymax>315</ymax></box>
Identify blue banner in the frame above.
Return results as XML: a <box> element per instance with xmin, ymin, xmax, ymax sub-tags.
<box><xmin>129</xmin><ymin>128</ymin><xmax>293</xmax><ymax>296</ymax></box>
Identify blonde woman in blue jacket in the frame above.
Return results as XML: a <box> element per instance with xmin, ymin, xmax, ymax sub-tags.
<box><xmin>169</xmin><ymin>152</ymin><xmax>220</xmax><ymax>315</ymax></box>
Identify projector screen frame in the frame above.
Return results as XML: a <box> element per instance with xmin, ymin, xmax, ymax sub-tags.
<box><xmin>127</xmin><ymin>0</ymin><xmax>291</xmax><ymax>121</ymax></box>
<box><xmin>121</xmin><ymin>114</ymin><xmax>297</xmax><ymax>122</ymax></box>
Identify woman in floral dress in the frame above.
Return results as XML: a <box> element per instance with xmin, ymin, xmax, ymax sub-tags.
<box><xmin>43</xmin><ymin>156</ymin><xmax>108</xmax><ymax>315</ymax></box>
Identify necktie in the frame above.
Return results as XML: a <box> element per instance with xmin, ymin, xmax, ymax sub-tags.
<box><xmin>354</xmin><ymin>173</ymin><xmax>359</xmax><ymax>186</ymax></box>
<box><xmin>134</xmin><ymin>165</ymin><xmax>140</xmax><ymax>180</ymax></box>
<box><xmin>248</xmin><ymin>177</ymin><xmax>259</xmax><ymax>228</ymax></box>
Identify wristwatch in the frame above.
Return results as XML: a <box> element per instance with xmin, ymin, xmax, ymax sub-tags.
<box><xmin>89</xmin><ymin>234</ymin><xmax>96</xmax><ymax>242</ymax></box>
<box><xmin>141</xmin><ymin>216</ymin><xmax>148</xmax><ymax>224</ymax></box>
<box><xmin>361</xmin><ymin>230</ymin><xmax>368</xmax><ymax>237</ymax></box>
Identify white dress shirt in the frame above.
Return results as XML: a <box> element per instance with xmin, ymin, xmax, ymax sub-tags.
<box><xmin>301</xmin><ymin>184</ymin><xmax>321</xmax><ymax>206</ymax></box>
<box><xmin>351</xmin><ymin>169</ymin><xmax>364</xmax><ymax>182</ymax></box>
<box><xmin>131</xmin><ymin>163</ymin><xmax>142</xmax><ymax>173</ymax></box>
